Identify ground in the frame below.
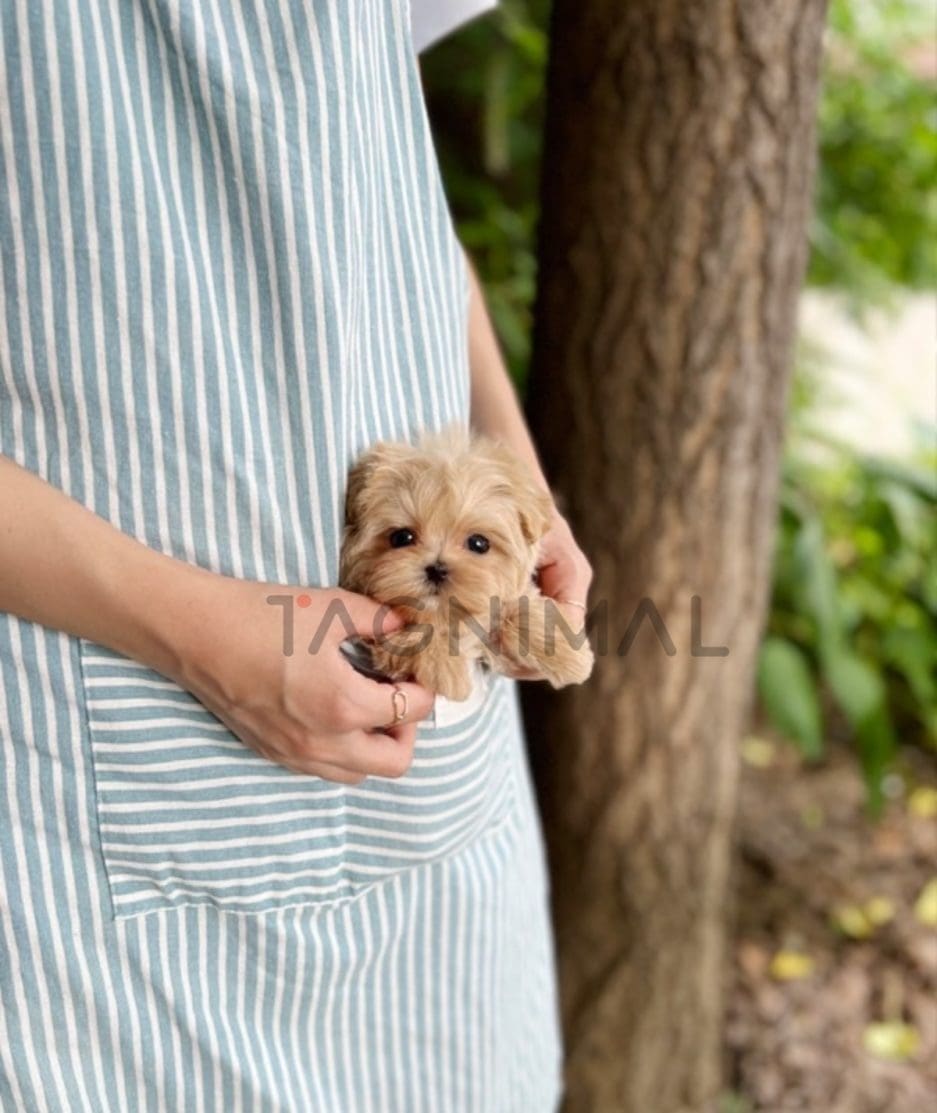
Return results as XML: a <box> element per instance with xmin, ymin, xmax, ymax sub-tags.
<box><xmin>725</xmin><ymin>738</ymin><xmax>937</xmax><ymax>1113</ymax></box>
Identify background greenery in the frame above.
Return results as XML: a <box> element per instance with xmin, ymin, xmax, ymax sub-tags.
<box><xmin>422</xmin><ymin>0</ymin><xmax>937</xmax><ymax>802</ymax></box>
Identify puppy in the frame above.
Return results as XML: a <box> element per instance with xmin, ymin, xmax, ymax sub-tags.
<box><xmin>339</xmin><ymin>428</ymin><xmax>594</xmax><ymax>701</ymax></box>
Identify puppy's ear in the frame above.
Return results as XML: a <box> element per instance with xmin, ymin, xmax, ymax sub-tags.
<box><xmin>344</xmin><ymin>454</ymin><xmax>375</xmax><ymax>530</ymax></box>
<box><xmin>477</xmin><ymin>438</ymin><xmax>554</xmax><ymax>545</ymax></box>
<box><xmin>344</xmin><ymin>441</ymin><xmax>413</xmax><ymax>529</ymax></box>
<box><xmin>515</xmin><ymin>482</ymin><xmax>554</xmax><ymax>545</ymax></box>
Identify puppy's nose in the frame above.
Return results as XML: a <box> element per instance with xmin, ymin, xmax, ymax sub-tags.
<box><xmin>424</xmin><ymin>561</ymin><xmax>449</xmax><ymax>586</ymax></box>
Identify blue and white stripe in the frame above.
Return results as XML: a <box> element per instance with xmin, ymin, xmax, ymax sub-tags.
<box><xmin>0</xmin><ymin>0</ymin><xmax>561</xmax><ymax>1108</ymax></box>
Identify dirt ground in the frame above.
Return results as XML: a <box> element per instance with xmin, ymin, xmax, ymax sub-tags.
<box><xmin>726</xmin><ymin>739</ymin><xmax>937</xmax><ymax>1113</ymax></box>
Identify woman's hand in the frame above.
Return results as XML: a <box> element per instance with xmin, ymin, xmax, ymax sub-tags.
<box><xmin>168</xmin><ymin>577</ymin><xmax>436</xmax><ymax>784</ymax></box>
<box><xmin>499</xmin><ymin>508</ymin><xmax>594</xmax><ymax>683</ymax></box>
<box><xmin>462</xmin><ymin>251</ymin><xmax>593</xmax><ymax>635</ymax></box>
<box><xmin>536</xmin><ymin>508</ymin><xmax>594</xmax><ymax>616</ymax></box>
<box><xmin>0</xmin><ymin>457</ymin><xmax>435</xmax><ymax>783</ymax></box>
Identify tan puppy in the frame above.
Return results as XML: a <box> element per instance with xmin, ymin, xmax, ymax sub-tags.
<box><xmin>340</xmin><ymin>429</ymin><xmax>594</xmax><ymax>701</ymax></box>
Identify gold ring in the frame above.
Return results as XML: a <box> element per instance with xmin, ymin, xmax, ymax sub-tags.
<box><xmin>389</xmin><ymin>685</ymin><xmax>408</xmax><ymax>726</ymax></box>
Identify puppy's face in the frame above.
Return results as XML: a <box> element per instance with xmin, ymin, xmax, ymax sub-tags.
<box><xmin>341</xmin><ymin>432</ymin><xmax>553</xmax><ymax>622</ymax></box>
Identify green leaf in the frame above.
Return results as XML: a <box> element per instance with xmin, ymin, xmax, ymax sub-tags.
<box><xmin>757</xmin><ymin>638</ymin><xmax>824</xmax><ymax>758</ymax></box>
<box><xmin>825</xmin><ymin>651</ymin><xmax>897</xmax><ymax>808</ymax></box>
<box><xmin>862</xmin><ymin>454</ymin><xmax>937</xmax><ymax>504</ymax></box>
<box><xmin>826</xmin><ymin>651</ymin><xmax>884</xmax><ymax>722</ymax></box>
<box><xmin>792</xmin><ymin>517</ymin><xmax>842</xmax><ymax>655</ymax></box>
<box><xmin>882</xmin><ymin>626</ymin><xmax>937</xmax><ymax>706</ymax></box>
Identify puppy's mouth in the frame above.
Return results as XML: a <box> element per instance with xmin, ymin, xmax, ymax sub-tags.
<box><xmin>407</xmin><ymin>579</ymin><xmax>460</xmax><ymax>615</ymax></box>
<box><xmin>418</xmin><ymin>584</ymin><xmax>448</xmax><ymax>609</ymax></box>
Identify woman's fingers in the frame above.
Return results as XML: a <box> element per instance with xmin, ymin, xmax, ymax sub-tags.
<box><xmin>345</xmin><ymin>674</ymin><xmax>435</xmax><ymax>729</ymax></box>
<box><xmin>364</xmin><ymin>722</ymin><xmax>420</xmax><ymax>779</ymax></box>
<box><xmin>335</xmin><ymin>589</ymin><xmax>406</xmax><ymax>641</ymax></box>
<box><xmin>383</xmin><ymin>721</ymin><xmax>419</xmax><ymax>750</ymax></box>
<box><xmin>536</xmin><ymin>512</ymin><xmax>593</xmax><ymax>610</ymax></box>
<box><xmin>538</xmin><ymin>554</ymin><xmax>591</xmax><ymax>608</ymax></box>
<box><xmin>287</xmin><ymin>683</ymin><xmax>429</xmax><ymax>779</ymax></box>
<box><xmin>316</xmin><ymin>725</ymin><xmax>419</xmax><ymax>780</ymax></box>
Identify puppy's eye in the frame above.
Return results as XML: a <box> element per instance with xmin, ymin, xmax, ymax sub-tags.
<box><xmin>389</xmin><ymin>528</ymin><xmax>417</xmax><ymax>549</ymax></box>
<box><xmin>466</xmin><ymin>534</ymin><xmax>490</xmax><ymax>554</ymax></box>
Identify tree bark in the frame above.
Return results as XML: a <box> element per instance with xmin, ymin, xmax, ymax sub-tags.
<box><xmin>525</xmin><ymin>3</ymin><xmax>828</xmax><ymax>1110</ymax></box>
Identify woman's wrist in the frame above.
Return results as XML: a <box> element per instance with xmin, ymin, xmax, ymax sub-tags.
<box><xmin>82</xmin><ymin>537</ymin><xmax>207</xmax><ymax>680</ymax></box>
<box><xmin>463</xmin><ymin>251</ymin><xmax>555</xmax><ymax>501</ymax></box>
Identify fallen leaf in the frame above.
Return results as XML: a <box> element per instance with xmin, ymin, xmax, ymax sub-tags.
<box><xmin>913</xmin><ymin>879</ymin><xmax>937</xmax><ymax>928</ymax></box>
<box><xmin>863</xmin><ymin>897</ymin><xmax>895</xmax><ymax>926</ymax></box>
<box><xmin>863</xmin><ymin>1021</ymin><xmax>920</xmax><ymax>1062</ymax></box>
<box><xmin>908</xmin><ymin>786</ymin><xmax>937</xmax><ymax>819</ymax></box>
<box><xmin>741</xmin><ymin>736</ymin><xmax>776</xmax><ymax>769</ymax></box>
<box><xmin>800</xmin><ymin>803</ymin><xmax>825</xmax><ymax>831</ymax></box>
<box><xmin>831</xmin><ymin>903</ymin><xmax>874</xmax><ymax>939</ymax></box>
<box><xmin>769</xmin><ymin>950</ymin><xmax>815</xmax><ymax>981</ymax></box>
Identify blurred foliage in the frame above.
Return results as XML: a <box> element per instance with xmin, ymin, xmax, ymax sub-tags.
<box><xmin>810</xmin><ymin>0</ymin><xmax>937</xmax><ymax>304</ymax></box>
<box><xmin>759</xmin><ymin>401</ymin><xmax>937</xmax><ymax>810</ymax></box>
<box><xmin>422</xmin><ymin>0</ymin><xmax>936</xmax><ymax>376</ymax></box>
<box><xmin>422</xmin><ymin>1</ymin><xmax>937</xmax><ymax>801</ymax></box>
<box><xmin>421</xmin><ymin>0</ymin><xmax>549</xmax><ymax>381</ymax></box>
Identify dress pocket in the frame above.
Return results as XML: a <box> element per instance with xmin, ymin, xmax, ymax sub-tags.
<box><xmin>79</xmin><ymin>643</ymin><xmax>514</xmax><ymax>919</ymax></box>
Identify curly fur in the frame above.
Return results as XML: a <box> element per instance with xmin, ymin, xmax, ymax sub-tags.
<box><xmin>339</xmin><ymin>428</ymin><xmax>594</xmax><ymax>700</ymax></box>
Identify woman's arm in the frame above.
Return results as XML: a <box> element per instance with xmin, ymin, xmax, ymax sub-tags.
<box><xmin>465</xmin><ymin>255</ymin><xmax>593</xmax><ymax>611</ymax></box>
<box><xmin>466</xmin><ymin>258</ymin><xmax>551</xmax><ymax>494</ymax></box>
<box><xmin>0</xmin><ymin>455</ymin><xmax>433</xmax><ymax>779</ymax></box>
<box><xmin>0</xmin><ymin>455</ymin><xmax>199</xmax><ymax>670</ymax></box>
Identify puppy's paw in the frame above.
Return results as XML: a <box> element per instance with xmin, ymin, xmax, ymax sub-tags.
<box><xmin>415</xmin><ymin>652</ymin><xmax>474</xmax><ymax>702</ymax></box>
<box><xmin>497</xmin><ymin>594</ymin><xmax>594</xmax><ymax>688</ymax></box>
<box><xmin>364</xmin><ymin>625</ymin><xmax>433</xmax><ymax>685</ymax></box>
<box><xmin>362</xmin><ymin>628</ymin><xmax>475</xmax><ymax>702</ymax></box>
<box><xmin>540</xmin><ymin>628</ymin><xmax>595</xmax><ymax>689</ymax></box>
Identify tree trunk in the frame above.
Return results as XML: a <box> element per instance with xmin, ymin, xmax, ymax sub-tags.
<box><xmin>525</xmin><ymin>2</ymin><xmax>828</xmax><ymax>1110</ymax></box>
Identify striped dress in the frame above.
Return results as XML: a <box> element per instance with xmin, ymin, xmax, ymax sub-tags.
<box><xmin>0</xmin><ymin>2</ymin><xmax>562</xmax><ymax>1109</ymax></box>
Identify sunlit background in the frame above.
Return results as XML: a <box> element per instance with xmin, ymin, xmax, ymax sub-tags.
<box><xmin>422</xmin><ymin>1</ymin><xmax>936</xmax><ymax>1108</ymax></box>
